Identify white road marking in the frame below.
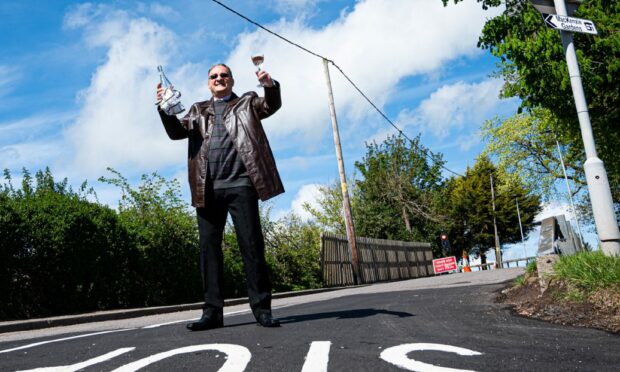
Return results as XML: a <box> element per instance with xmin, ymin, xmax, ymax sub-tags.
<box><xmin>16</xmin><ymin>347</ymin><xmax>135</xmax><ymax>372</ymax></box>
<box><xmin>141</xmin><ymin>309</ymin><xmax>253</xmax><ymax>329</ymax></box>
<box><xmin>0</xmin><ymin>329</ymin><xmax>135</xmax><ymax>354</ymax></box>
<box><xmin>110</xmin><ymin>344</ymin><xmax>251</xmax><ymax>372</ymax></box>
<box><xmin>1</xmin><ymin>303</ymin><xmax>293</xmax><ymax>354</ymax></box>
<box><xmin>380</xmin><ymin>343</ymin><xmax>482</xmax><ymax>372</ymax></box>
<box><xmin>301</xmin><ymin>341</ymin><xmax>331</xmax><ymax>372</ymax></box>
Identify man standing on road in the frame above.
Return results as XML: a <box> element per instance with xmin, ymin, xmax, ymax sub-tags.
<box><xmin>156</xmin><ymin>63</ymin><xmax>284</xmax><ymax>331</ymax></box>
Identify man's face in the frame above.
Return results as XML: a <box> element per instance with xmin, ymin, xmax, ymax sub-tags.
<box><xmin>208</xmin><ymin>65</ymin><xmax>234</xmax><ymax>98</ymax></box>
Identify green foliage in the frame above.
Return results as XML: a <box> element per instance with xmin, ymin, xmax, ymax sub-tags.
<box><xmin>554</xmin><ymin>251</ymin><xmax>620</xmax><ymax>292</ymax></box>
<box><xmin>354</xmin><ymin>135</ymin><xmax>447</xmax><ymax>252</ymax></box>
<box><xmin>514</xmin><ymin>275</ymin><xmax>526</xmax><ymax>287</ymax></box>
<box><xmin>99</xmin><ymin>168</ymin><xmax>201</xmax><ymax>306</ymax></box>
<box><xmin>444</xmin><ymin>156</ymin><xmax>541</xmax><ymax>261</ymax></box>
<box><xmin>526</xmin><ymin>259</ymin><xmax>537</xmax><ymax>276</ymax></box>
<box><xmin>302</xmin><ymin>179</ymin><xmax>349</xmax><ymax>236</ymax></box>
<box><xmin>1</xmin><ymin>167</ymin><xmax>328</xmax><ymax>320</ymax></box>
<box><xmin>220</xmin><ymin>206</ymin><xmax>323</xmax><ymax>297</ymax></box>
<box><xmin>0</xmin><ymin>168</ymin><xmax>141</xmax><ymax>319</ymax></box>
<box><xmin>482</xmin><ymin>108</ymin><xmax>584</xmax><ymax>201</ymax></box>
<box><xmin>515</xmin><ymin>259</ymin><xmax>538</xmax><ymax>287</ymax></box>
<box><xmin>443</xmin><ymin>0</ymin><xmax>620</xmax><ymax>204</ymax></box>
<box><xmin>264</xmin><ymin>213</ymin><xmax>323</xmax><ymax>291</ymax></box>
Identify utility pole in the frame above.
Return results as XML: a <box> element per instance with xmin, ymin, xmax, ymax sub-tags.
<box><xmin>322</xmin><ymin>58</ymin><xmax>360</xmax><ymax>284</ymax></box>
<box><xmin>550</xmin><ymin>0</ymin><xmax>620</xmax><ymax>256</ymax></box>
<box><xmin>490</xmin><ymin>174</ymin><xmax>502</xmax><ymax>268</ymax></box>
<box><xmin>515</xmin><ymin>198</ymin><xmax>528</xmax><ymax>263</ymax></box>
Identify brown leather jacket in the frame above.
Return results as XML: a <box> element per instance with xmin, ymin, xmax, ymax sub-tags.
<box><xmin>158</xmin><ymin>83</ymin><xmax>284</xmax><ymax>208</ymax></box>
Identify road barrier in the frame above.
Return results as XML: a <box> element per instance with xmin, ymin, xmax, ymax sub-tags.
<box><xmin>469</xmin><ymin>257</ymin><xmax>535</xmax><ymax>271</ymax></box>
<box><xmin>320</xmin><ymin>233</ymin><xmax>433</xmax><ymax>286</ymax></box>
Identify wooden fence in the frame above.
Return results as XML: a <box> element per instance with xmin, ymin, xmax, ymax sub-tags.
<box><xmin>320</xmin><ymin>232</ymin><xmax>434</xmax><ymax>287</ymax></box>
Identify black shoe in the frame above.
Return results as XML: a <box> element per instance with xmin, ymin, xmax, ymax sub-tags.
<box><xmin>186</xmin><ymin>313</ymin><xmax>224</xmax><ymax>331</ymax></box>
<box><xmin>256</xmin><ymin>313</ymin><xmax>280</xmax><ymax>327</ymax></box>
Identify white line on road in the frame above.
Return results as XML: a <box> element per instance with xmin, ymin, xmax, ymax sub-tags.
<box><xmin>110</xmin><ymin>344</ymin><xmax>251</xmax><ymax>372</ymax></box>
<box><xmin>301</xmin><ymin>341</ymin><xmax>331</xmax><ymax>372</ymax></box>
<box><xmin>16</xmin><ymin>347</ymin><xmax>135</xmax><ymax>372</ymax></box>
<box><xmin>0</xmin><ymin>329</ymin><xmax>135</xmax><ymax>354</ymax></box>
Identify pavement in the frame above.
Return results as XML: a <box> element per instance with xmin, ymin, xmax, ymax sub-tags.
<box><xmin>4</xmin><ymin>267</ymin><xmax>619</xmax><ymax>371</ymax></box>
<box><xmin>0</xmin><ymin>268</ymin><xmax>523</xmax><ymax>334</ymax></box>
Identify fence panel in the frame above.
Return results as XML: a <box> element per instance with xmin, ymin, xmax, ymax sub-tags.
<box><xmin>320</xmin><ymin>233</ymin><xmax>433</xmax><ymax>287</ymax></box>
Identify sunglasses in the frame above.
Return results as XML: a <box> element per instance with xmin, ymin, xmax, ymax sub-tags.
<box><xmin>209</xmin><ymin>73</ymin><xmax>230</xmax><ymax>80</ymax></box>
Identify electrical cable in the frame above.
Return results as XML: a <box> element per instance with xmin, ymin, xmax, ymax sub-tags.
<box><xmin>210</xmin><ymin>0</ymin><xmax>464</xmax><ymax>177</ymax></box>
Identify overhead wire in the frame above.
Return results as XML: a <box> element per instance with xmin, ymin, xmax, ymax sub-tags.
<box><xmin>210</xmin><ymin>0</ymin><xmax>464</xmax><ymax>177</ymax></box>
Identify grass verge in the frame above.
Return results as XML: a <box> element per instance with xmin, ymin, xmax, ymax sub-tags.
<box><xmin>553</xmin><ymin>251</ymin><xmax>620</xmax><ymax>301</ymax></box>
<box><xmin>514</xmin><ymin>260</ymin><xmax>537</xmax><ymax>287</ymax></box>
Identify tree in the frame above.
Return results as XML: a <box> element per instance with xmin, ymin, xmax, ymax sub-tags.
<box><xmin>99</xmin><ymin>168</ymin><xmax>201</xmax><ymax>306</ymax></box>
<box><xmin>442</xmin><ymin>0</ymin><xmax>620</xmax><ymax>203</ymax></box>
<box><xmin>302</xmin><ymin>179</ymin><xmax>350</xmax><ymax>236</ymax></box>
<box><xmin>354</xmin><ymin>135</ymin><xmax>447</xmax><ymax>248</ymax></box>
<box><xmin>445</xmin><ymin>156</ymin><xmax>541</xmax><ymax>266</ymax></box>
<box><xmin>481</xmin><ymin>107</ymin><xmax>584</xmax><ymax>200</ymax></box>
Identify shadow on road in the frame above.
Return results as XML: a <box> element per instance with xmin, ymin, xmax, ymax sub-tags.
<box><xmin>278</xmin><ymin>308</ymin><xmax>415</xmax><ymax>324</ymax></box>
<box><xmin>224</xmin><ymin>308</ymin><xmax>414</xmax><ymax>328</ymax></box>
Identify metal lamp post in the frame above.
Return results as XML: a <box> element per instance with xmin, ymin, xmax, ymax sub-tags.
<box><xmin>529</xmin><ymin>0</ymin><xmax>620</xmax><ymax>256</ymax></box>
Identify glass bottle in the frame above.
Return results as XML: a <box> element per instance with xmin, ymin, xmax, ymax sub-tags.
<box><xmin>156</xmin><ymin>65</ymin><xmax>185</xmax><ymax>115</ymax></box>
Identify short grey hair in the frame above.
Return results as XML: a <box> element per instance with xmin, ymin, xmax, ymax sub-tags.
<box><xmin>208</xmin><ymin>63</ymin><xmax>233</xmax><ymax>78</ymax></box>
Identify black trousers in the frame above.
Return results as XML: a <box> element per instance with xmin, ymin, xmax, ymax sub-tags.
<box><xmin>196</xmin><ymin>186</ymin><xmax>272</xmax><ymax>319</ymax></box>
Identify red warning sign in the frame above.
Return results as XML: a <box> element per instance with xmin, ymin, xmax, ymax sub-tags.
<box><xmin>433</xmin><ymin>256</ymin><xmax>458</xmax><ymax>274</ymax></box>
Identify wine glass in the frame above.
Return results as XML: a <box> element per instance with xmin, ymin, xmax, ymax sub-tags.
<box><xmin>251</xmin><ymin>54</ymin><xmax>264</xmax><ymax>87</ymax></box>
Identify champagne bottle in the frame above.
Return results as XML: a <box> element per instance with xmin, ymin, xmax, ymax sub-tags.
<box><xmin>158</xmin><ymin>65</ymin><xmax>172</xmax><ymax>89</ymax></box>
<box><xmin>156</xmin><ymin>65</ymin><xmax>185</xmax><ymax>115</ymax></box>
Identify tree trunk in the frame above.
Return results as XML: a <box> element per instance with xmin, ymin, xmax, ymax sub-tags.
<box><xmin>401</xmin><ymin>205</ymin><xmax>411</xmax><ymax>233</ymax></box>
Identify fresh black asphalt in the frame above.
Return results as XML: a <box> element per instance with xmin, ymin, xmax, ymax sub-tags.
<box><xmin>1</xmin><ymin>280</ymin><xmax>618</xmax><ymax>371</ymax></box>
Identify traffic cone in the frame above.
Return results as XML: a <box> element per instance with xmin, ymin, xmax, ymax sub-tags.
<box><xmin>462</xmin><ymin>250</ymin><xmax>471</xmax><ymax>272</ymax></box>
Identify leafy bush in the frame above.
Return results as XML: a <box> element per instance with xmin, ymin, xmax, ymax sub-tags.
<box><xmin>0</xmin><ymin>168</ymin><xmax>142</xmax><ymax>319</ymax></box>
<box><xmin>220</xmin><ymin>209</ymin><xmax>324</xmax><ymax>297</ymax></box>
<box><xmin>99</xmin><ymin>168</ymin><xmax>201</xmax><ymax>306</ymax></box>
<box><xmin>264</xmin><ymin>213</ymin><xmax>323</xmax><ymax>292</ymax></box>
<box><xmin>1</xmin><ymin>167</ymin><xmax>325</xmax><ymax>320</ymax></box>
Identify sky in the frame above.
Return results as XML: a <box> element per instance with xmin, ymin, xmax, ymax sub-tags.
<box><xmin>0</xmin><ymin>0</ymin><xmax>593</xmax><ymax>261</ymax></box>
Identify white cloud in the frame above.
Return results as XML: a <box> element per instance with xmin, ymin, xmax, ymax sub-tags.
<box><xmin>64</xmin><ymin>11</ymin><xmax>190</xmax><ymax>178</ymax></box>
<box><xmin>0</xmin><ymin>141</ymin><xmax>67</xmax><ymax>171</ymax></box>
<box><xmin>396</xmin><ymin>79</ymin><xmax>505</xmax><ymax>139</ymax></box>
<box><xmin>0</xmin><ymin>65</ymin><xmax>20</xmax><ymax>95</ymax></box>
<box><xmin>456</xmin><ymin>131</ymin><xmax>481</xmax><ymax>151</ymax></box>
<box><xmin>53</xmin><ymin>0</ymin><xmax>505</xmax><ymax>194</ymax></box>
<box><xmin>535</xmin><ymin>200</ymin><xmax>576</xmax><ymax>222</ymax></box>
<box><xmin>225</xmin><ymin>0</ymin><xmax>503</xmax><ymax>147</ymax></box>
<box><xmin>0</xmin><ymin>112</ymin><xmax>75</xmax><ymax>145</ymax></box>
<box><xmin>290</xmin><ymin>183</ymin><xmax>322</xmax><ymax>221</ymax></box>
<box><xmin>270</xmin><ymin>0</ymin><xmax>325</xmax><ymax>16</ymax></box>
<box><xmin>149</xmin><ymin>3</ymin><xmax>180</xmax><ymax>19</ymax></box>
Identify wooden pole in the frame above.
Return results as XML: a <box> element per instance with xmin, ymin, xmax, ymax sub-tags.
<box><xmin>322</xmin><ymin>58</ymin><xmax>360</xmax><ymax>284</ymax></box>
<box><xmin>490</xmin><ymin>174</ymin><xmax>502</xmax><ymax>268</ymax></box>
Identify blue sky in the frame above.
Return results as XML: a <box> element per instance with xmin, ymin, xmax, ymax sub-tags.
<box><xmin>0</xmin><ymin>0</ymin><xmax>590</xmax><ymax>261</ymax></box>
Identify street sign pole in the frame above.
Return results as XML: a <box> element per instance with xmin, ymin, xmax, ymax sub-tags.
<box><xmin>551</xmin><ymin>0</ymin><xmax>620</xmax><ymax>256</ymax></box>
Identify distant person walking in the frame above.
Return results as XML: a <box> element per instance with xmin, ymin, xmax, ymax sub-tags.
<box><xmin>156</xmin><ymin>63</ymin><xmax>284</xmax><ymax>331</ymax></box>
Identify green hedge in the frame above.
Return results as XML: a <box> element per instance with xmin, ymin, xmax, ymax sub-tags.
<box><xmin>1</xmin><ymin>168</ymin><xmax>323</xmax><ymax>320</ymax></box>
